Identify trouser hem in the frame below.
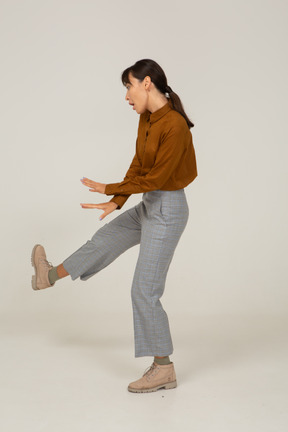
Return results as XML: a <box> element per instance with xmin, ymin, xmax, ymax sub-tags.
<box><xmin>135</xmin><ymin>351</ymin><xmax>174</xmax><ymax>358</ymax></box>
<box><xmin>62</xmin><ymin>260</ymin><xmax>80</xmax><ymax>281</ymax></box>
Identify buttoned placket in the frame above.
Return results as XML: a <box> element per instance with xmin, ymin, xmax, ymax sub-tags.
<box><xmin>143</xmin><ymin>117</ymin><xmax>151</xmax><ymax>155</ymax></box>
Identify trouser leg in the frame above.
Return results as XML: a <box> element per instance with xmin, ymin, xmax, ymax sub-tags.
<box><xmin>131</xmin><ymin>208</ymin><xmax>189</xmax><ymax>358</ymax></box>
<box><xmin>131</xmin><ymin>191</ymin><xmax>189</xmax><ymax>357</ymax></box>
<box><xmin>63</xmin><ymin>202</ymin><xmax>142</xmax><ymax>281</ymax></box>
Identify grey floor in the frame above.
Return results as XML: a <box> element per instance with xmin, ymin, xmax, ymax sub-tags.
<box><xmin>1</xmin><ymin>311</ymin><xmax>287</xmax><ymax>432</ymax></box>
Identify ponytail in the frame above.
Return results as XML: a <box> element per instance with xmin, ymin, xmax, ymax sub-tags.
<box><xmin>165</xmin><ymin>85</ymin><xmax>194</xmax><ymax>129</ymax></box>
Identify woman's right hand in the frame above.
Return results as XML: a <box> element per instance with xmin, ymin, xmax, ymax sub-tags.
<box><xmin>80</xmin><ymin>201</ymin><xmax>118</xmax><ymax>220</ymax></box>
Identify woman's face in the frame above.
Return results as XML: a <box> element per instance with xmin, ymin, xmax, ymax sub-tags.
<box><xmin>125</xmin><ymin>72</ymin><xmax>149</xmax><ymax>114</ymax></box>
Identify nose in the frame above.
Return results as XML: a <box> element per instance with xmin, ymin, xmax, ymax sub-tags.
<box><xmin>125</xmin><ymin>92</ymin><xmax>129</xmax><ymax>101</ymax></box>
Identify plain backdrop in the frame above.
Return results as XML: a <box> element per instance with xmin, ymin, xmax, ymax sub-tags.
<box><xmin>1</xmin><ymin>0</ymin><xmax>287</xmax><ymax>318</ymax></box>
<box><xmin>0</xmin><ymin>1</ymin><xmax>287</xmax><ymax>431</ymax></box>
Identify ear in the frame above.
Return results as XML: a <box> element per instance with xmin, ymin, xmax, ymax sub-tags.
<box><xmin>144</xmin><ymin>76</ymin><xmax>152</xmax><ymax>90</ymax></box>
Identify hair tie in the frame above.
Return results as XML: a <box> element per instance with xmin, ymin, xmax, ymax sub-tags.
<box><xmin>165</xmin><ymin>85</ymin><xmax>173</xmax><ymax>98</ymax></box>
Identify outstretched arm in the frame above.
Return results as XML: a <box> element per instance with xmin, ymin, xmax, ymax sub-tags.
<box><xmin>105</xmin><ymin>125</ymin><xmax>188</xmax><ymax>196</ymax></box>
<box><xmin>79</xmin><ymin>149</ymin><xmax>142</xmax><ymax>218</ymax></box>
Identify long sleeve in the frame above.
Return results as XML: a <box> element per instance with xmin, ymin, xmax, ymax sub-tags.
<box><xmin>108</xmin><ymin>150</ymin><xmax>142</xmax><ymax>209</ymax></box>
<box><xmin>105</xmin><ymin>124</ymin><xmax>188</xmax><ymax>196</ymax></box>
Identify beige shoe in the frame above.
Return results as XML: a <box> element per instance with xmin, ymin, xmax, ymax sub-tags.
<box><xmin>128</xmin><ymin>362</ymin><xmax>177</xmax><ymax>393</ymax></box>
<box><xmin>31</xmin><ymin>244</ymin><xmax>54</xmax><ymax>290</ymax></box>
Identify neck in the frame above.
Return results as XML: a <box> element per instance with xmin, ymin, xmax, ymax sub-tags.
<box><xmin>147</xmin><ymin>94</ymin><xmax>169</xmax><ymax>113</ymax></box>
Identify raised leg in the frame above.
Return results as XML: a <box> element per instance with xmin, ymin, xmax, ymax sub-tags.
<box><xmin>63</xmin><ymin>203</ymin><xmax>143</xmax><ymax>281</ymax></box>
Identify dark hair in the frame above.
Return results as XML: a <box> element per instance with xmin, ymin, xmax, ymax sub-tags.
<box><xmin>121</xmin><ymin>59</ymin><xmax>194</xmax><ymax>129</ymax></box>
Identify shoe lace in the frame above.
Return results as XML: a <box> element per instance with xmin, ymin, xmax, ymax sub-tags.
<box><xmin>142</xmin><ymin>362</ymin><xmax>158</xmax><ymax>379</ymax></box>
<box><xmin>39</xmin><ymin>257</ymin><xmax>53</xmax><ymax>270</ymax></box>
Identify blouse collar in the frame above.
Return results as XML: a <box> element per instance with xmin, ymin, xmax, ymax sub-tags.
<box><xmin>146</xmin><ymin>102</ymin><xmax>172</xmax><ymax>124</ymax></box>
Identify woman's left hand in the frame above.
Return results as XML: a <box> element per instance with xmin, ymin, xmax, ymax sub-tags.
<box><xmin>80</xmin><ymin>177</ymin><xmax>106</xmax><ymax>194</ymax></box>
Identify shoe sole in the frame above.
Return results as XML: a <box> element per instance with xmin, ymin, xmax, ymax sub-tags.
<box><xmin>31</xmin><ymin>244</ymin><xmax>41</xmax><ymax>290</ymax></box>
<box><xmin>128</xmin><ymin>380</ymin><xmax>177</xmax><ymax>393</ymax></box>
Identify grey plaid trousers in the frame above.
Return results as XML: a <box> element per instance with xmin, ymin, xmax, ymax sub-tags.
<box><xmin>63</xmin><ymin>189</ymin><xmax>189</xmax><ymax>357</ymax></box>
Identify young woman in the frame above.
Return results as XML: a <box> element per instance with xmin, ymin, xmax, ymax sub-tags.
<box><xmin>31</xmin><ymin>59</ymin><xmax>197</xmax><ymax>393</ymax></box>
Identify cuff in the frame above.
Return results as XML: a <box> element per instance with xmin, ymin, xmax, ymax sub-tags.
<box><xmin>105</xmin><ymin>183</ymin><xmax>120</xmax><ymax>195</ymax></box>
<box><xmin>109</xmin><ymin>195</ymin><xmax>130</xmax><ymax>210</ymax></box>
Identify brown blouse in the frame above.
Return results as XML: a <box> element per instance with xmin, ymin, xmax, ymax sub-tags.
<box><xmin>105</xmin><ymin>101</ymin><xmax>198</xmax><ymax>209</ymax></box>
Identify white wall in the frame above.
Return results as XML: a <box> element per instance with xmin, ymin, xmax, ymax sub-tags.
<box><xmin>1</xmin><ymin>0</ymin><xmax>287</xmax><ymax>320</ymax></box>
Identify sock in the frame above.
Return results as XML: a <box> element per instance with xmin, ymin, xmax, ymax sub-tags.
<box><xmin>48</xmin><ymin>267</ymin><xmax>60</xmax><ymax>285</ymax></box>
<box><xmin>154</xmin><ymin>356</ymin><xmax>171</xmax><ymax>365</ymax></box>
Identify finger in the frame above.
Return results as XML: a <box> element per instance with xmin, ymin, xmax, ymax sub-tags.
<box><xmin>99</xmin><ymin>212</ymin><xmax>107</xmax><ymax>221</ymax></box>
<box><xmin>80</xmin><ymin>203</ymin><xmax>101</xmax><ymax>209</ymax></box>
<box><xmin>80</xmin><ymin>178</ymin><xmax>89</xmax><ymax>185</ymax></box>
<box><xmin>93</xmin><ymin>204</ymin><xmax>106</xmax><ymax>208</ymax></box>
<box><xmin>80</xmin><ymin>203</ymin><xmax>107</xmax><ymax>209</ymax></box>
<box><xmin>81</xmin><ymin>178</ymin><xmax>95</xmax><ymax>187</ymax></box>
<box><xmin>83</xmin><ymin>179</ymin><xmax>94</xmax><ymax>186</ymax></box>
<box><xmin>90</xmin><ymin>203</ymin><xmax>107</xmax><ymax>209</ymax></box>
